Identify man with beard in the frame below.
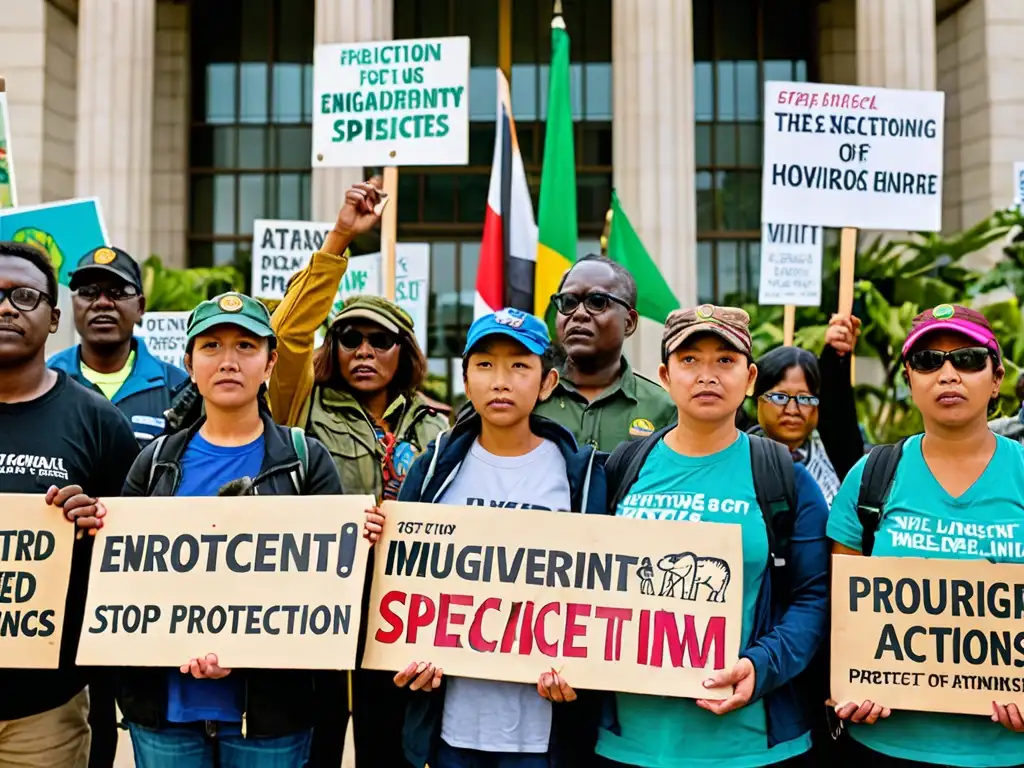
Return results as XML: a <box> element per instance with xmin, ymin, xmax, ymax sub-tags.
<box><xmin>49</xmin><ymin>246</ymin><xmax>188</xmax><ymax>445</ymax></box>
<box><xmin>0</xmin><ymin>241</ymin><xmax>139</xmax><ymax>768</ymax></box>
<box><xmin>535</xmin><ymin>254</ymin><xmax>676</xmax><ymax>452</ymax></box>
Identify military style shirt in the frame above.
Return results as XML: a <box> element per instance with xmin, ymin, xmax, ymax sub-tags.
<box><xmin>534</xmin><ymin>358</ymin><xmax>677</xmax><ymax>453</ymax></box>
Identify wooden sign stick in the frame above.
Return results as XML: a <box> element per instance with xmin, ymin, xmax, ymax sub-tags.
<box><xmin>381</xmin><ymin>166</ymin><xmax>399</xmax><ymax>302</ymax></box>
<box><xmin>838</xmin><ymin>227</ymin><xmax>858</xmax><ymax>383</ymax></box>
<box><xmin>783</xmin><ymin>305</ymin><xmax>796</xmax><ymax>346</ymax></box>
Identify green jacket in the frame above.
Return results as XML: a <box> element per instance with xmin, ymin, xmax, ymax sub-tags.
<box><xmin>534</xmin><ymin>358</ymin><xmax>677</xmax><ymax>453</ymax></box>
<box><xmin>307</xmin><ymin>386</ymin><xmax>449</xmax><ymax>499</ymax></box>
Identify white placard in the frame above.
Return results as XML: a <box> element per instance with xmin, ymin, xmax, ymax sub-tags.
<box><xmin>252</xmin><ymin>219</ymin><xmax>334</xmax><ymax>301</ymax></box>
<box><xmin>1014</xmin><ymin>162</ymin><xmax>1024</xmax><ymax>209</ymax></box>
<box><xmin>311</xmin><ymin>37</ymin><xmax>470</xmax><ymax>167</ymax></box>
<box><xmin>135</xmin><ymin>312</ymin><xmax>190</xmax><ymax>370</ymax></box>
<box><xmin>758</xmin><ymin>223</ymin><xmax>823</xmax><ymax>307</ymax></box>
<box><xmin>761</xmin><ymin>82</ymin><xmax>944</xmax><ymax>232</ymax></box>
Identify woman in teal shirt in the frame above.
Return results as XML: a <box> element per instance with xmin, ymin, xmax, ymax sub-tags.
<box><xmin>598</xmin><ymin>305</ymin><xmax>830</xmax><ymax>768</ymax></box>
<box><xmin>828</xmin><ymin>304</ymin><xmax>1024</xmax><ymax>767</ymax></box>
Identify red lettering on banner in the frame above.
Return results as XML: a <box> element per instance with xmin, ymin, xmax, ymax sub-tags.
<box><xmin>435</xmin><ymin>593</ymin><xmax>473</xmax><ymax>648</ymax></box>
<box><xmin>468</xmin><ymin>596</ymin><xmax>501</xmax><ymax>652</ymax></box>
<box><xmin>407</xmin><ymin>593</ymin><xmax>435</xmax><ymax>643</ymax></box>
<box><xmin>649</xmin><ymin>612</ymin><xmax>726</xmax><ymax>670</ymax></box>
<box><xmin>499</xmin><ymin>601</ymin><xmax>523</xmax><ymax>654</ymax></box>
<box><xmin>595</xmin><ymin>606</ymin><xmax>632</xmax><ymax>661</ymax></box>
<box><xmin>564</xmin><ymin>603</ymin><xmax>591</xmax><ymax>658</ymax></box>
<box><xmin>534</xmin><ymin>602</ymin><xmax>560</xmax><ymax>657</ymax></box>
<box><xmin>375</xmin><ymin>590</ymin><xmax>407</xmax><ymax>644</ymax></box>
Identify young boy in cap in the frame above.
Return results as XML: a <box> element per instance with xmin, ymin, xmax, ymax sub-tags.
<box><xmin>364</xmin><ymin>307</ymin><xmax>607</xmax><ymax>768</ymax></box>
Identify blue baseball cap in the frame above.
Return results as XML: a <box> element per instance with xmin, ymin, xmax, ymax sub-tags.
<box><xmin>463</xmin><ymin>308</ymin><xmax>550</xmax><ymax>356</ymax></box>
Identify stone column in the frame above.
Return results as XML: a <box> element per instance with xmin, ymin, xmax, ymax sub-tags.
<box><xmin>856</xmin><ymin>0</ymin><xmax>937</xmax><ymax>90</ymax></box>
<box><xmin>311</xmin><ymin>0</ymin><xmax>392</xmax><ymax>223</ymax></box>
<box><xmin>612</xmin><ymin>0</ymin><xmax>696</xmax><ymax>378</ymax></box>
<box><xmin>75</xmin><ymin>0</ymin><xmax>156</xmax><ymax>260</ymax></box>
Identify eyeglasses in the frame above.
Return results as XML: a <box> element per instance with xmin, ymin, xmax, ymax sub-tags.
<box><xmin>551</xmin><ymin>291</ymin><xmax>632</xmax><ymax>316</ymax></box>
<box><xmin>906</xmin><ymin>346</ymin><xmax>992</xmax><ymax>373</ymax></box>
<box><xmin>0</xmin><ymin>286</ymin><xmax>52</xmax><ymax>312</ymax></box>
<box><xmin>337</xmin><ymin>327</ymin><xmax>398</xmax><ymax>352</ymax></box>
<box><xmin>762</xmin><ymin>392</ymin><xmax>820</xmax><ymax>408</ymax></box>
<box><xmin>75</xmin><ymin>283</ymin><xmax>140</xmax><ymax>302</ymax></box>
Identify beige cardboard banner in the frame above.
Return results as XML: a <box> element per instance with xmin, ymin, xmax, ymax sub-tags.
<box><xmin>362</xmin><ymin>501</ymin><xmax>744</xmax><ymax>698</ymax></box>
<box><xmin>832</xmin><ymin>554</ymin><xmax>1024</xmax><ymax>715</ymax></box>
<box><xmin>0</xmin><ymin>494</ymin><xmax>75</xmax><ymax>669</ymax></box>
<box><xmin>77</xmin><ymin>495</ymin><xmax>373</xmax><ymax>669</ymax></box>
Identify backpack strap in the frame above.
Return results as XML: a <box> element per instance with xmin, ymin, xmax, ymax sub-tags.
<box><xmin>145</xmin><ymin>435</ymin><xmax>168</xmax><ymax>495</ymax></box>
<box><xmin>856</xmin><ymin>438</ymin><xmax>906</xmax><ymax>556</ymax></box>
<box><xmin>748</xmin><ymin>434</ymin><xmax>797</xmax><ymax>568</ymax></box>
<box><xmin>289</xmin><ymin>427</ymin><xmax>308</xmax><ymax>494</ymax></box>
<box><xmin>606</xmin><ymin>426</ymin><xmax>673</xmax><ymax>511</ymax></box>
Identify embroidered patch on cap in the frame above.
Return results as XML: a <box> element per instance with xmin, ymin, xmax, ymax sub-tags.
<box><xmin>93</xmin><ymin>248</ymin><xmax>116</xmax><ymax>265</ymax></box>
<box><xmin>933</xmin><ymin>304</ymin><xmax>954</xmax><ymax>319</ymax></box>
<box><xmin>629</xmin><ymin>418</ymin><xmax>655</xmax><ymax>437</ymax></box>
<box><xmin>495</xmin><ymin>308</ymin><xmax>526</xmax><ymax>328</ymax></box>
<box><xmin>219</xmin><ymin>294</ymin><xmax>244</xmax><ymax>312</ymax></box>
<box><xmin>696</xmin><ymin>304</ymin><xmax>715</xmax><ymax>319</ymax></box>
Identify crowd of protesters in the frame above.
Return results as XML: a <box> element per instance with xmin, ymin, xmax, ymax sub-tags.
<box><xmin>0</xmin><ymin>179</ymin><xmax>1022</xmax><ymax>768</ymax></box>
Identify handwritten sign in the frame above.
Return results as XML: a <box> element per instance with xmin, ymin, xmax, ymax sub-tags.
<box><xmin>77</xmin><ymin>495</ymin><xmax>373</xmax><ymax>669</ymax></box>
<box><xmin>758</xmin><ymin>223</ymin><xmax>823</xmax><ymax>307</ymax></box>
<box><xmin>831</xmin><ymin>555</ymin><xmax>1024</xmax><ymax>715</ymax></box>
<box><xmin>134</xmin><ymin>312</ymin><xmax>189</xmax><ymax>369</ymax></box>
<box><xmin>251</xmin><ymin>220</ymin><xmax>333</xmax><ymax>301</ymax></box>
<box><xmin>762</xmin><ymin>81</ymin><xmax>944</xmax><ymax>231</ymax></box>
<box><xmin>0</xmin><ymin>495</ymin><xmax>75</xmax><ymax>669</ymax></box>
<box><xmin>362</xmin><ymin>501</ymin><xmax>744</xmax><ymax>698</ymax></box>
<box><xmin>312</xmin><ymin>37</ymin><xmax>470</xmax><ymax>167</ymax></box>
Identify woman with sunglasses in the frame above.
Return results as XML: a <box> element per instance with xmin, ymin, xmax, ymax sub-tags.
<box><xmin>828</xmin><ymin>304</ymin><xmax>1024</xmax><ymax>767</ymax></box>
<box><xmin>268</xmin><ymin>182</ymin><xmax>448</xmax><ymax>768</ymax></box>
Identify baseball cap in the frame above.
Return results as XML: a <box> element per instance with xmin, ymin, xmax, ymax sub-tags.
<box><xmin>186</xmin><ymin>292</ymin><xmax>274</xmax><ymax>341</ymax></box>
<box><xmin>69</xmin><ymin>246</ymin><xmax>143</xmax><ymax>291</ymax></box>
<box><xmin>662</xmin><ymin>304</ymin><xmax>753</xmax><ymax>360</ymax></box>
<box><xmin>902</xmin><ymin>303</ymin><xmax>1001</xmax><ymax>362</ymax></box>
<box><xmin>330</xmin><ymin>295</ymin><xmax>414</xmax><ymax>337</ymax></box>
<box><xmin>464</xmin><ymin>308</ymin><xmax>550</xmax><ymax>356</ymax></box>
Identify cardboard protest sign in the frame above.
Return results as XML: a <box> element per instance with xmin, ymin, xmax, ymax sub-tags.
<box><xmin>312</xmin><ymin>37</ymin><xmax>470</xmax><ymax>167</ymax></box>
<box><xmin>362</xmin><ymin>502</ymin><xmax>744</xmax><ymax>698</ymax></box>
<box><xmin>0</xmin><ymin>495</ymin><xmax>76</xmax><ymax>669</ymax></box>
<box><xmin>0</xmin><ymin>78</ymin><xmax>17</xmax><ymax>208</ymax></box>
<box><xmin>77</xmin><ymin>495</ymin><xmax>373</xmax><ymax>669</ymax></box>
<box><xmin>0</xmin><ymin>198</ymin><xmax>109</xmax><ymax>286</ymax></box>
<box><xmin>758</xmin><ymin>223</ymin><xmax>823</xmax><ymax>307</ymax></box>
<box><xmin>134</xmin><ymin>312</ymin><xmax>189</xmax><ymax>369</ymax></box>
<box><xmin>832</xmin><ymin>554</ymin><xmax>1024</xmax><ymax>715</ymax></box>
<box><xmin>762</xmin><ymin>82</ymin><xmax>944</xmax><ymax>231</ymax></box>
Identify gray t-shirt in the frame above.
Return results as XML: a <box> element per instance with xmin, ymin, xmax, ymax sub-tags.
<box><xmin>439</xmin><ymin>438</ymin><xmax>571</xmax><ymax>754</ymax></box>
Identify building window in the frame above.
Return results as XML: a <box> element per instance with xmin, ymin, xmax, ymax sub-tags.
<box><xmin>694</xmin><ymin>0</ymin><xmax>814</xmax><ymax>304</ymax></box>
<box><xmin>188</xmin><ymin>0</ymin><xmax>315</xmax><ymax>275</ymax></box>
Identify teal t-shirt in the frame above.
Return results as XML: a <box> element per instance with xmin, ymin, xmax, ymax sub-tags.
<box><xmin>827</xmin><ymin>433</ymin><xmax>1024</xmax><ymax>768</ymax></box>
<box><xmin>595</xmin><ymin>432</ymin><xmax>811</xmax><ymax>768</ymax></box>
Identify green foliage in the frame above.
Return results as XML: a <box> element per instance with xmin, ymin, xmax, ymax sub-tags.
<box><xmin>141</xmin><ymin>256</ymin><xmax>245</xmax><ymax>312</ymax></box>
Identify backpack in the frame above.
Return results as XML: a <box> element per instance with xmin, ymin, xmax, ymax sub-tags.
<box><xmin>605</xmin><ymin>426</ymin><xmax>796</xmax><ymax>569</ymax></box>
<box><xmin>854</xmin><ymin>438</ymin><xmax>907</xmax><ymax>556</ymax></box>
<box><xmin>144</xmin><ymin>426</ymin><xmax>309</xmax><ymax>495</ymax></box>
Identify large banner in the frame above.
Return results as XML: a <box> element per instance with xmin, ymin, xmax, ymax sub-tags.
<box><xmin>77</xmin><ymin>495</ymin><xmax>373</xmax><ymax>669</ymax></box>
<box><xmin>362</xmin><ymin>502</ymin><xmax>744</xmax><ymax>699</ymax></box>
<box><xmin>761</xmin><ymin>81</ymin><xmax>944</xmax><ymax>231</ymax></box>
<box><xmin>0</xmin><ymin>198</ymin><xmax>109</xmax><ymax>286</ymax></box>
<box><xmin>0</xmin><ymin>78</ymin><xmax>17</xmax><ymax>209</ymax></box>
<box><xmin>832</xmin><ymin>555</ymin><xmax>1024</xmax><ymax>715</ymax></box>
<box><xmin>0</xmin><ymin>495</ymin><xmax>76</xmax><ymax>669</ymax></box>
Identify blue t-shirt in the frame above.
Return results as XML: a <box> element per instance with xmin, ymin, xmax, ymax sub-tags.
<box><xmin>596</xmin><ymin>432</ymin><xmax>812</xmax><ymax>768</ymax></box>
<box><xmin>828</xmin><ymin>433</ymin><xmax>1024</xmax><ymax>767</ymax></box>
<box><xmin>166</xmin><ymin>432</ymin><xmax>265</xmax><ymax>726</ymax></box>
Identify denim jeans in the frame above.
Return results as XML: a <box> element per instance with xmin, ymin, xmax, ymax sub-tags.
<box><xmin>435</xmin><ymin>741</ymin><xmax>552</xmax><ymax>768</ymax></box>
<box><xmin>126</xmin><ymin>722</ymin><xmax>311</xmax><ymax>768</ymax></box>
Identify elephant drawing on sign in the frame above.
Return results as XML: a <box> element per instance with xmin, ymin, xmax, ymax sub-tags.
<box><xmin>657</xmin><ymin>552</ymin><xmax>731</xmax><ymax>603</ymax></box>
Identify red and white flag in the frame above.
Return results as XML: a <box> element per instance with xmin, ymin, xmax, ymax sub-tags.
<box><xmin>475</xmin><ymin>69</ymin><xmax>538</xmax><ymax>319</ymax></box>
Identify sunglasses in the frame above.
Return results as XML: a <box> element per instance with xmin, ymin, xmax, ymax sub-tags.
<box><xmin>0</xmin><ymin>286</ymin><xmax>53</xmax><ymax>312</ymax></box>
<box><xmin>906</xmin><ymin>346</ymin><xmax>993</xmax><ymax>373</ymax></box>
<box><xmin>76</xmin><ymin>283</ymin><xmax>140</xmax><ymax>302</ymax></box>
<box><xmin>337</xmin><ymin>327</ymin><xmax>398</xmax><ymax>352</ymax></box>
<box><xmin>762</xmin><ymin>392</ymin><xmax>820</xmax><ymax>408</ymax></box>
<box><xmin>551</xmin><ymin>291</ymin><xmax>632</xmax><ymax>316</ymax></box>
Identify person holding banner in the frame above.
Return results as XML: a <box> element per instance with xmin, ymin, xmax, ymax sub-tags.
<box><xmin>828</xmin><ymin>304</ymin><xmax>1024</xmax><ymax>767</ymax></box>
<box><xmin>364</xmin><ymin>307</ymin><xmax>607</xmax><ymax>768</ymax></box>
<box><xmin>109</xmin><ymin>292</ymin><xmax>342</xmax><ymax>768</ymax></box>
<box><xmin>596</xmin><ymin>305</ymin><xmax>830</xmax><ymax>768</ymax></box>
<box><xmin>0</xmin><ymin>240</ymin><xmax>140</xmax><ymax>768</ymax></box>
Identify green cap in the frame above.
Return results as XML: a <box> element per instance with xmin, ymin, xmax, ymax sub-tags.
<box><xmin>187</xmin><ymin>292</ymin><xmax>275</xmax><ymax>341</ymax></box>
<box><xmin>329</xmin><ymin>294</ymin><xmax>414</xmax><ymax>338</ymax></box>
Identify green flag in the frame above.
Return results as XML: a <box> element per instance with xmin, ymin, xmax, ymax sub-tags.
<box><xmin>608</xmin><ymin>189</ymin><xmax>680</xmax><ymax>323</ymax></box>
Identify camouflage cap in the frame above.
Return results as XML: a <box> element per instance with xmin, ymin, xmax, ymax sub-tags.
<box><xmin>330</xmin><ymin>294</ymin><xmax>414</xmax><ymax>338</ymax></box>
<box><xmin>662</xmin><ymin>304</ymin><xmax>753</xmax><ymax>359</ymax></box>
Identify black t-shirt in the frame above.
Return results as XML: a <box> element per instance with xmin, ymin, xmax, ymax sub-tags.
<box><xmin>0</xmin><ymin>371</ymin><xmax>140</xmax><ymax>720</ymax></box>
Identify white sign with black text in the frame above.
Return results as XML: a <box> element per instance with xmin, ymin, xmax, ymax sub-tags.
<box><xmin>758</xmin><ymin>223</ymin><xmax>823</xmax><ymax>307</ymax></box>
<box><xmin>135</xmin><ymin>312</ymin><xmax>190</xmax><ymax>370</ymax></box>
<box><xmin>251</xmin><ymin>219</ymin><xmax>334</xmax><ymax>301</ymax></box>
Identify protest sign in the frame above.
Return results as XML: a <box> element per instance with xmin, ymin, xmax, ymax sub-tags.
<box><xmin>1014</xmin><ymin>162</ymin><xmax>1024</xmax><ymax>212</ymax></box>
<box><xmin>758</xmin><ymin>223</ymin><xmax>823</xmax><ymax>307</ymax></box>
<box><xmin>134</xmin><ymin>312</ymin><xmax>189</xmax><ymax>369</ymax></box>
<box><xmin>362</xmin><ymin>501</ymin><xmax>744</xmax><ymax>698</ymax></box>
<box><xmin>312</xmin><ymin>37</ymin><xmax>470</xmax><ymax>167</ymax></box>
<box><xmin>251</xmin><ymin>220</ymin><xmax>334</xmax><ymax>301</ymax></box>
<box><xmin>0</xmin><ymin>78</ymin><xmax>17</xmax><ymax>209</ymax></box>
<box><xmin>0</xmin><ymin>198</ymin><xmax>108</xmax><ymax>286</ymax></box>
<box><xmin>761</xmin><ymin>82</ymin><xmax>944</xmax><ymax>232</ymax></box>
<box><xmin>831</xmin><ymin>554</ymin><xmax>1024</xmax><ymax>715</ymax></box>
<box><xmin>77</xmin><ymin>495</ymin><xmax>373</xmax><ymax>669</ymax></box>
<box><xmin>0</xmin><ymin>495</ymin><xmax>76</xmax><ymax>669</ymax></box>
